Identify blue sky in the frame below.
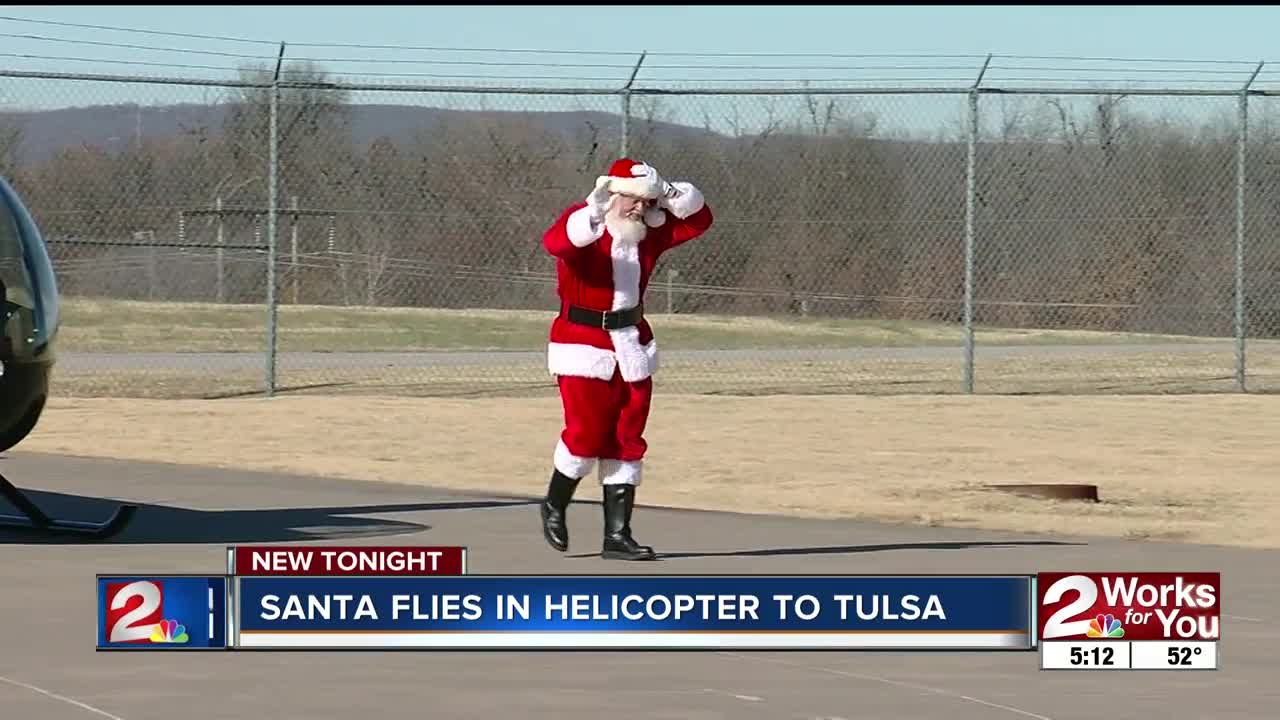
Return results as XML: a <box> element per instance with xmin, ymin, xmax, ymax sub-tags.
<box><xmin>0</xmin><ymin>5</ymin><xmax>1276</xmax><ymax>71</ymax></box>
<box><xmin>1</xmin><ymin>5</ymin><xmax>1277</xmax><ymax>137</ymax></box>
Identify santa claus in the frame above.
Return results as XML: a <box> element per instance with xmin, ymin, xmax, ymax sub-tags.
<box><xmin>538</xmin><ymin>158</ymin><xmax>713</xmax><ymax>560</ymax></box>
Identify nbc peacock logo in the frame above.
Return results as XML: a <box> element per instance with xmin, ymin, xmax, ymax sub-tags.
<box><xmin>148</xmin><ymin>619</ymin><xmax>189</xmax><ymax>644</ymax></box>
<box><xmin>1085</xmin><ymin>613</ymin><xmax>1124</xmax><ymax>638</ymax></box>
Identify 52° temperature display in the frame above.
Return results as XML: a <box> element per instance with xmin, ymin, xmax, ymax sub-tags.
<box><xmin>1168</xmin><ymin>645</ymin><xmax>1204</xmax><ymax>666</ymax></box>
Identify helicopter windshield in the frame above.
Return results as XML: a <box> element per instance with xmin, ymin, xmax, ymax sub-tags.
<box><xmin>0</xmin><ymin>176</ymin><xmax>58</xmax><ymax>361</ymax></box>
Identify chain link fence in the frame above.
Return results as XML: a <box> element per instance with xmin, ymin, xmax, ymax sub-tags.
<box><xmin>2</xmin><ymin>63</ymin><xmax>1279</xmax><ymax>399</ymax></box>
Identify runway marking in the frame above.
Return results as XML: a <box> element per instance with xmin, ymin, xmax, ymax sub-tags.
<box><xmin>1226</xmin><ymin>614</ymin><xmax>1264</xmax><ymax>623</ymax></box>
<box><xmin>0</xmin><ymin>674</ymin><xmax>126</xmax><ymax>720</ymax></box>
<box><xmin>702</xmin><ymin>688</ymin><xmax>764</xmax><ymax>702</ymax></box>
<box><xmin>718</xmin><ymin>652</ymin><xmax>1052</xmax><ymax>720</ymax></box>
<box><xmin>541</xmin><ymin>687</ymin><xmax>764</xmax><ymax>702</ymax></box>
<box><xmin>543</xmin><ymin>687</ymin><xmax>735</xmax><ymax>698</ymax></box>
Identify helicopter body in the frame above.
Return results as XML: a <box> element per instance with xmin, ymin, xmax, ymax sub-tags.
<box><xmin>0</xmin><ymin>173</ymin><xmax>58</xmax><ymax>453</ymax></box>
<box><xmin>0</xmin><ymin>174</ymin><xmax>134</xmax><ymax>538</ymax></box>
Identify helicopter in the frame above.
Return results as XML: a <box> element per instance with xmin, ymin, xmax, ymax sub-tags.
<box><xmin>1</xmin><ymin>173</ymin><xmax>137</xmax><ymax>539</ymax></box>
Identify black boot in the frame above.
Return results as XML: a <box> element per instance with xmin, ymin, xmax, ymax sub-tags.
<box><xmin>601</xmin><ymin>484</ymin><xmax>656</xmax><ymax>560</ymax></box>
<box><xmin>541</xmin><ymin>469</ymin><xmax>581</xmax><ymax>552</ymax></box>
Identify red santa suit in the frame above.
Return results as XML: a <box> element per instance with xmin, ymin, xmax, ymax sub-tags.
<box><xmin>541</xmin><ymin>159</ymin><xmax>714</xmax><ymax>488</ymax></box>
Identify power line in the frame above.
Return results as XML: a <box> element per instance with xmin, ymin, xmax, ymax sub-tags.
<box><xmin>0</xmin><ymin>51</ymin><xmax>243</xmax><ymax>74</ymax></box>
<box><xmin>0</xmin><ymin>14</ymin><xmax>279</xmax><ymax>46</ymax></box>
<box><xmin>0</xmin><ymin>31</ymin><xmax>279</xmax><ymax>61</ymax></box>
<box><xmin>2</xmin><ymin>14</ymin><xmax>1273</xmax><ymax>67</ymax></box>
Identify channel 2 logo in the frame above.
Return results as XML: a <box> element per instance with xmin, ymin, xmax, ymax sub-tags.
<box><xmin>104</xmin><ymin>580</ymin><xmax>190</xmax><ymax>643</ymax></box>
<box><xmin>1037</xmin><ymin>572</ymin><xmax>1220</xmax><ymax>642</ymax></box>
<box><xmin>97</xmin><ymin>576</ymin><xmax>226</xmax><ymax>649</ymax></box>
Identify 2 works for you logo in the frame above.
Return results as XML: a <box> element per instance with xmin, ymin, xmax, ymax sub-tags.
<box><xmin>1086</xmin><ymin>613</ymin><xmax>1124</xmax><ymax>638</ymax></box>
<box><xmin>1037</xmin><ymin>572</ymin><xmax>1220</xmax><ymax>642</ymax></box>
<box><xmin>148</xmin><ymin>619</ymin><xmax>189</xmax><ymax>644</ymax></box>
<box><xmin>104</xmin><ymin>580</ymin><xmax>189</xmax><ymax>644</ymax></box>
<box><xmin>96</xmin><ymin>575</ymin><xmax>227</xmax><ymax>650</ymax></box>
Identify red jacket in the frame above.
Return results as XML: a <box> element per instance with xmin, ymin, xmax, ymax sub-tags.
<box><xmin>542</xmin><ymin>183</ymin><xmax>713</xmax><ymax>383</ymax></box>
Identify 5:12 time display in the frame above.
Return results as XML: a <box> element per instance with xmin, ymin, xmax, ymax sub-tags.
<box><xmin>1071</xmin><ymin>645</ymin><xmax>1115</xmax><ymax>666</ymax></box>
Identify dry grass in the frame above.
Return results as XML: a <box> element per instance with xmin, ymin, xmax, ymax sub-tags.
<box><xmin>16</xmin><ymin>394</ymin><xmax>1280</xmax><ymax>549</ymax></box>
<box><xmin>30</xmin><ymin>297</ymin><xmax>1280</xmax><ymax>548</ymax></box>
<box><xmin>48</xmin><ymin>344</ymin><xmax>1280</xmax><ymax>399</ymax></box>
<box><xmin>57</xmin><ymin>296</ymin><xmax>1229</xmax><ymax>353</ymax></box>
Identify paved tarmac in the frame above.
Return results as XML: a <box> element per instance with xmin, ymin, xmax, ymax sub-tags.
<box><xmin>0</xmin><ymin>452</ymin><xmax>1274</xmax><ymax>720</ymax></box>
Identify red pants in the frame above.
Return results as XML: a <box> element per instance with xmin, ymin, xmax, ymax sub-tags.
<box><xmin>553</xmin><ymin>371</ymin><xmax>653</xmax><ymax>485</ymax></box>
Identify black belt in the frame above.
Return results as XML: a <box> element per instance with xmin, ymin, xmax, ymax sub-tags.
<box><xmin>565</xmin><ymin>304</ymin><xmax>643</xmax><ymax>330</ymax></box>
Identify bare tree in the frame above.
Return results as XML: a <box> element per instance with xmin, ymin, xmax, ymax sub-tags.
<box><xmin>0</xmin><ymin>120</ymin><xmax>21</xmax><ymax>177</ymax></box>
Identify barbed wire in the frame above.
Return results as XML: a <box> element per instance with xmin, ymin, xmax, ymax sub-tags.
<box><xmin>0</xmin><ymin>14</ymin><xmax>1274</xmax><ymax>92</ymax></box>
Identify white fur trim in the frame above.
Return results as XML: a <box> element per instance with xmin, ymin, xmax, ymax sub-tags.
<box><xmin>663</xmin><ymin>181</ymin><xmax>704</xmax><ymax>219</ymax></box>
<box><xmin>606</xmin><ymin>236</ymin><xmax>655</xmax><ymax>382</ymax></box>
<box><xmin>546</xmin><ymin>337</ymin><xmax>656</xmax><ymax>382</ymax></box>
<box><xmin>610</xmin><ymin>237</ymin><xmax>641</xmax><ymax>311</ymax></box>
<box><xmin>566</xmin><ymin>206</ymin><xmax>604</xmax><ymax>248</ymax></box>
<box><xmin>608</xmin><ymin>175</ymin><xmax>661</xmax><ymax>199</ymax></box>
<box><xmin>547</xmin><ymin>342</ymin><xmax>616</xmax><ymax>380</ymax></box>
<box><xmin>599</xmin><ymin>458</ymin><xmax>642</xmax><ymax>486</ymax></box>
<box><xmin>643</xmin><ymin>207</ymin><xmax>667</xmax><ymax>227</ymax></box>
<box><xmin>554</xmin><ymin>438</ymin><xmax>596</xmax><ymax>478</ymax></box>
<box><xmin>608</xmin><ymin>327</ymin><xmax>657</xmax><ymax>382</ymax></box>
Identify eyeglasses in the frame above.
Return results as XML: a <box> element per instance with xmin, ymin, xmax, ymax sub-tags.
<box><xmin>616</xmin><ymin>194</ymin><xmax>657</xmax><ymax>208</ymax></box>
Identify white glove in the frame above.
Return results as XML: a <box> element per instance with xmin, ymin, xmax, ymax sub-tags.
<box><xmin>658</xmin><ymin>178</ymin><xmax>682</xmax><ymax>209</ymax></box>
<box><xmin>630</xmin><ymin>162</ymin><xmax>665</xmax><ymax>199</ymax></box>
<box><xmin>627</xmin><ymin>162</ymin><xmax>682</xmax><ymax>205</ymax></box>
<box><xmin>585</xmin><ymin>175</ymin><xmax>612</xmax><ymax>223</ymax></box>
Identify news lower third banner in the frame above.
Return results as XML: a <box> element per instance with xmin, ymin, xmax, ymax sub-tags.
<box><xmin>91</xmin><ymin>545</ymin><xmax>1221</xmax><ymax>663</ymax></box>
<box><xmin>96</xmin><ymin>574</ymin><xmax>1032</xmax><ymax>650</ymax></box>
<box><xmin>95</xmin><ymin>546</ymin><xmax>1035</xmax><ymax>651</ymax></box>
<box><xmin>231</xmin><ymin>575</ymin><xmax>1034</xmax><ymax>650</ymax></box>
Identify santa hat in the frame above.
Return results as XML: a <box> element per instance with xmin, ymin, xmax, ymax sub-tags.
<box><xmin>603</xmin><ymin>158</ymin><xmax>662</xmax><ymax>200</ymax></box>
<box><xmin>602</xmin><ymin>158</ymin><xmax>668</xmax><ymax>228</ymax></box>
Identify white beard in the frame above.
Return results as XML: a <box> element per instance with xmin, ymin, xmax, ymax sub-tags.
<box><xmin>605</xmin><ymin>215</ymin><xmax>647</xmax><ymax>247</ymax></box>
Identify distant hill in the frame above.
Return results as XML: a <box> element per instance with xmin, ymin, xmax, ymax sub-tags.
<box><xmin>0</xmin><ymin>102</ymin><xmax>723</xmax><ymax>164</ymax></box>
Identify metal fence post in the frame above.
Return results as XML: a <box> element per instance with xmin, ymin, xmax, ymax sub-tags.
<box><xmin>266</xmin><ymin>42</ymin><xmax>285</xmax><ymax>397</ymax></box>
<box><xmin>964</xmin><ymin>56</ymin><xmax>991</xmax><ymax>394</ymax></box>
<box><xmin>215</xmin><ymin>196</ymin><xmax>225</xmax><ymax>303</ymax></box>
<box><xmin>1236</xmin><ymin>62</ymin><xmax>1263</xmax><ymax>392</ymax></box>
<box><xmin>290</xmin><ymin>195</ymin><xmax>299</xmax><ymax>304</ymax></box>
<box><xmin>620</xmin><ymin>52</ymin><xmax>646</xmax><ymax>157</ymax></box>
<box><xmin>620</xmin><ymin>92</ymin><xmax>630</xmax><ymax>157</ymax></box>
